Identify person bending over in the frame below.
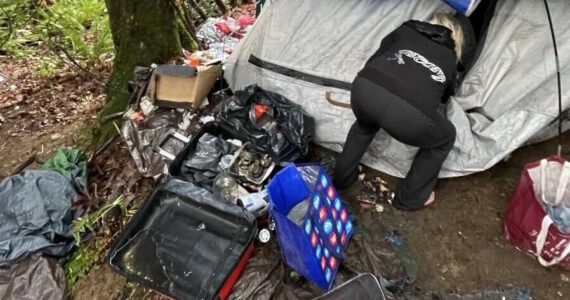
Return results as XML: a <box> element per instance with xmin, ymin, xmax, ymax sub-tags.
<box><xmin>333</xmin><ymin>13</ymin><xmax>474</xmax><ymax>210</ymax></box>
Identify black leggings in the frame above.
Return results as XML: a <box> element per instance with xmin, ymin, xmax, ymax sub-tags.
<box><xmin>333</xmin><ymin>76</ymin><xmax>456</xmax><ymax>210</ymax></box>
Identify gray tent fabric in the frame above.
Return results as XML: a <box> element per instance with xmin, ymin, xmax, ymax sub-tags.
<box><xmin>0</xmin><ymin>254</ymin><xmax>67</xmax><ymax>300</ymax></box>
<box><xmin>0</xmin><ymin>170</ymin><xmax>76</xmax><ymax>266</ymax></box>
<box><xmin>224</xmin><ymin>0</ymin><xmax>570</xmax><ymax>178</ymax></box>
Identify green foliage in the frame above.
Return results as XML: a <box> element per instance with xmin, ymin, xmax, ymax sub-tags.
<box><xmin>65</xmin><ymin>239</ymin><xmax>99</xmax><ymax>287</ymax></box>
<box><xmin>71</xmin><ymin>195</ymin><xmax>126</xmax><ymax>245</ymax></box>
<box><xmin>0</xmin><ymin>0</ymin><xmax>112</xmax><ymax>63</ymax></box>
<box><xmin>36</xmin><ymin>57</ymin><xmax>63</xmax><ymax>77</ymax></box>
<box><xmin>65</xmin><ymin>195</ymin><xmax>126</xmax><ymax>287</ymax></box>
<box><xmin>0</xmin><ymin>0</ymin><xmax>38</xmax><ymax>56</ymax></box>
<box><xmin>39</xmin><ymin>0</ymin><xmax>113</xmax><ymax>62</ymax></box>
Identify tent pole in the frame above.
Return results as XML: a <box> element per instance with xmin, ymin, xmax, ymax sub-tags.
<box><xmin>543</xmin><ymin>0</ymin><xmax>563</xmax><ymax>156</ymax></box>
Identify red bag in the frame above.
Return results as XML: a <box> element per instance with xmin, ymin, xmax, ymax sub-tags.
<box><xmin>504</xmin><ymin>156</ymin><xmax>570</xmax><ymax>269</ymax></box>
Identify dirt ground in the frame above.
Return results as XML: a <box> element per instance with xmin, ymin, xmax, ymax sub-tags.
<box><xmin>2</xmin><ymin>56</ymin><xmax>570</xmax><ymax>299</ymax></box>
<box><xmin>349</xmin><ymin>132</ymin><xmax>570</xmax><ymax>300</ymax></box>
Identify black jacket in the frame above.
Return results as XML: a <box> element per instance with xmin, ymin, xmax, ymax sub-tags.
<box><xmin>358</xmin><ymin>21</ymin><xmax>459</xmax><ymax>114</ymax></box>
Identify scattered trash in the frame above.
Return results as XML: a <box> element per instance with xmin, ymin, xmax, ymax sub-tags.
<box><xmin>257</xmin><ymin>228</ymin><xmax>272</xmax><ymax>244</ymax></box>
<box><xmin>229</xmin><ymin>143</ymin><xmax>275</xmax><ymax>185</ymax></box>
<box><xmin>140</xmin><ymin>97</ymin><xmax>156</xmax><ymax>116</ymax></box>
<box><xmin>0</xmin><ymin>254</ymin><xmax>66</xmax><ymax>300</ymax></box>
<box><xmin>238</xmin><ymin>189</ymin><xmax>269</xmax><ymax>214</ymax></box>
<box><xmin>561</xmin><ymin>273</ymin><xmax>569</xmax><ymax>282</ymax></box>
<box><xmin>195</xmin><ymin>16</ymin><xmax>255</xmax><ymax>62</ymax></box>
<box><xmin>268</xmin><ymin>164</ymin><xmax>353</xmax><ymax>290</ymax></box>
<box><xmin>108</xmin><ymin>178</ymin><xmax>256</xmax><ymax>300</ymax></box>
<box><xmin>0</xmin><ymin>170</ymin><xmax>78</xmax><ymax>266</ymax></box>
<box><xmin>200</xmin><ymin>115</ymin><xmax>216</xmax><ymax>124</ymax></box>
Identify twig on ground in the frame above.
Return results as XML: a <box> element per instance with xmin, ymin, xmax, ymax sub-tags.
<box><xmin>10</xmin><ymin>154</ymin><xmax>37</xmax><ymax>175</ymax></box>
<box><xmin>89</xmin><ymin>133</ymin><xmax>119</xmax><ymax>164</ymax></box>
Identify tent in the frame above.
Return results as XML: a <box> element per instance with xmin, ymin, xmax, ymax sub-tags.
<box><xmin>224</xmin><ymin>0</ymin><xmax>569</xmax><ymax>178</ymax></box>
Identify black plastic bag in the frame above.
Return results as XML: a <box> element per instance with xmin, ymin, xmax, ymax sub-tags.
<box><xmin>216</xmin><ymin>85</ymin><xmax>314</xmax><ymax>163</ymax></box>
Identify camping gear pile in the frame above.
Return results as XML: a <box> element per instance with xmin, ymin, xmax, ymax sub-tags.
<box><xmin>110</xmin><ymin>62</ymin><xmax>361</xmax><ymax>297</ymax></box>
<box><xmin>94</xmin><ymin>0</ymin><xmax>560</xmax><ymax>298</ymax></box>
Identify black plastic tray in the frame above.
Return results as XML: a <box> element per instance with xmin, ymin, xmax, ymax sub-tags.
<box><xmin>108</xmin><ymin>178</ymin><xmax>256</xmax><ymax>300</ymax></box>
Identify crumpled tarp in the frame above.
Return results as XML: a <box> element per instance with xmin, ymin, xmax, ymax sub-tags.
<box><xmin>122</xmin><ymin>109</ymin><xmax>190</xmax><ymax>180</ymax></box>
<box><xmin>217</xmin><ymin>85</ymin><xmax>315</xmax><ymax>163</ymax></box>
<box><xmin>224</xmin><ymin>0</ymin><xmax>570</xmax><ymax>178</ymax></box>
<box><xmin>42</xmin><ymin>148</ymin><xmax>88</xmax><ymax>192</ymax></box>
<box><xmin>0</xmin><ymin>170</ymin><xmax>76</xmax><ymax>266</ymax></box>
<box><xmin>0</xmin><ymin>254</ymin><xmax>66</xmax><ymax>300</ymax></box>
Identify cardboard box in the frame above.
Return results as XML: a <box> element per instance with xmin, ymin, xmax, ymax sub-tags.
<box><xmin>149</xmin><ymin>64</ymin><xmax>222</xmax><ymax>109</ymax></box>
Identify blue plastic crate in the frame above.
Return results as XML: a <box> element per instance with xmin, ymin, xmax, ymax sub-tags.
<box><xmin>268</xmin><ymin>163</ymin><xmax>353</xmax><ymax>290</ymax></box>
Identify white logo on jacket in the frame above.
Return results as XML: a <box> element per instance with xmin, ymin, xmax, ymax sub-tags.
<box><xmin>388</xmin><ymin>49</ymin><xmax>446</xmax><ymax>83</ymax></box>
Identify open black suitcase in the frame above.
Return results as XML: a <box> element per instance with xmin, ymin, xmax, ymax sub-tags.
<box><xmin>108</xmin><ymin>178</ymin><xmax>257</xmax><ymax>300</ymax></box>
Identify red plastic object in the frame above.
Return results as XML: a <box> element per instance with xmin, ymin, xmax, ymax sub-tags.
<box><xmin>218</xmin><ymin>243</ymin><xmax>255</xmax><ymax>300</ymax></box>
<box><xmin>504</xmin><ymin>156</ymin><xmax>570</xmax><ymax>270</ymax></box>
<box><xmin>237</xmin><ymin>16</ymin><xmax>256</xmax><ymax>27</ymax></box>
<box><xmin>254</xmin><ymin>104</ymin><xmax>268</xmax><ymax>119</ymax></box>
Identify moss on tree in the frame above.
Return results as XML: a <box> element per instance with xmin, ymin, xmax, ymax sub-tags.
<box><xmin>98</xmin><ymin>0</ymin><xmax>183</xmax><ymax>141</ymax></box>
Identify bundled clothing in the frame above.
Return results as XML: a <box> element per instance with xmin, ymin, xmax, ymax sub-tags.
<box><xmin>334</xmin><ymin>19</ymin><xmax>473</xmax><ymax>210</ymax></box>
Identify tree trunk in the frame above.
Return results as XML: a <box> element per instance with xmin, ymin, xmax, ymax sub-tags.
<box><xmin>188</xmin><ymin>0</ymin><xmax>208</xmax><ymax>21</ymax></box>
<box><xmin>100</xmin><ymin>0</ymin><xmax>182</xmax><ymax>138</ymax></box>
<box><xmin>229</xmin><ymin>0</ymin><xmax>238</xmax><ymax>7</ymax></box>
<box><xmin>214</xmin><ymin>0</ymin><xmax>228</xmax><ymax>15</ymax></box>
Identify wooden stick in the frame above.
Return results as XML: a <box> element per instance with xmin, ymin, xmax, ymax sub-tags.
<box><xmin>188</xmin><ymin>0</ymin><xmax>208</xmax><ymax>21</ymax></box>
<box><xmin>11</xmin><ymin>154</ymin><xmax>37</xmax><ymax>175</ymax></box>
<box><xmin>214</xmin><ymin>0</ymin><xmax>228</xmax><ymax>15</ymax></box>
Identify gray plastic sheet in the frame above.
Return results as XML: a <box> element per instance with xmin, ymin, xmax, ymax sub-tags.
<box><xmin>121</xmin><ymin>109</ymin><xmax>189</xmax><ymax>180</ymax></box>
<box><xmin>0</xmin><ymin>254</ymin><xmax>66</xmax><ymax>300</ymax></box>
<box><xmin>0</xmin><ymin>170</ymin><xmax>76</xmax><ymax>266</ymax></box>
<box><xmin>224</xmin><ymin>0</ymin><xmax>570</xmax><ymax>178</ymax></box>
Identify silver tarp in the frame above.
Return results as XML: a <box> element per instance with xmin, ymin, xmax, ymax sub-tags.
<box><xmin>224</xmin><ymin>0</ymin><xmax>570</xmax><ymax>178</ymax></box>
